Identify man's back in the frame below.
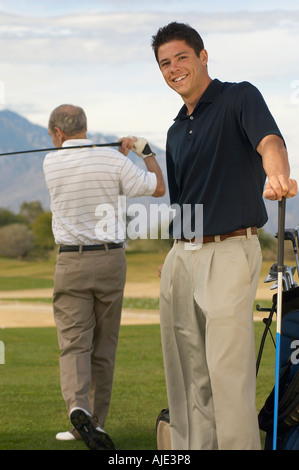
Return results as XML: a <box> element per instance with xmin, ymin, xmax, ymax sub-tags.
<box><xmin>43</xmin><ymin>138</ymin><xmax>156</xmax><ymax>244</ymax></box>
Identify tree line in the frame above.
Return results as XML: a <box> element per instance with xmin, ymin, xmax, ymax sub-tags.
<box><xmin>0</xmin><ymin>200</ymin><xmax>277</xmax><ymax>260</ymax></box>
<box><xmin>0</xmin><ymin>201</ymin><xmax>54</xmax><ymax>259</ymax></box>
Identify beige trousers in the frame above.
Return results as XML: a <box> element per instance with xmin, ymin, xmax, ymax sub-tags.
<box><xmin>53</xmin><ymin>247</ymin><xmax>126</xmax><ymax>427</ymax></box>
<box><xmin>159</xmin><ymin>234</ymin><xmax>262</xmax><ymax>450</ymax></box>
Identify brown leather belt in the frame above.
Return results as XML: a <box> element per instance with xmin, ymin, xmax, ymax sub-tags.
<box><xmin>177</xmin><ymin>227</ymin><xmax>258</xmax><ymax>244</ymax></box>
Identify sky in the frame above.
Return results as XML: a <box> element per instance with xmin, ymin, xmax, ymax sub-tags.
<box><xmin>0</xmin><ymin>0</ymin><xmax>299</xmax><ymax>181</ymax></box>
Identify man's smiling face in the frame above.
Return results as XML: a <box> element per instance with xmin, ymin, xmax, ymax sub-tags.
<box><xmin>157</xmin><ymin>39</ymin><xmax>210</xmax><ymax>113</ymax></box>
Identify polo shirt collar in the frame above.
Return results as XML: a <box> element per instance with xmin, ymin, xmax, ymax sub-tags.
<box><xmin>174</xmin><ymin>78</ymin><xmax>224</xmax><ymax>120</ymax></box>
<box><xmin>62</xmin><ymin>139</ymin><xmax>93</xmax><ymax>147</ymax></box>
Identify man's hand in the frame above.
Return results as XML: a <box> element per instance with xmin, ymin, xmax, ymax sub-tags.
<box><xmin>127</xmin><ymin>136</ymin><xmax>156</xmax><ymax>159</ymax></box>
<box><xmin>257</xmin><ymin>134</ymin><xmax>298</xmax><ymax>201</ymax></box>
<box><xmin>118</xmin><ymin>137</ymin><xmax>135</xmax><ymax>156</ymax></box>
<box><xmin>118</xmin><ymin>136</ymin><xmax>155</xmax><ymax>159</ymax></box>
<box><xmin>118</xmin><ymin>135</ymin><xmax>166</xmax><ymax>197</ymax></box>
<box><xmin>158</xmin><ymin>264</ymin><xmax>163</xmax><ymax>278</ymax></box>
<box><xmin>263</xmin><ymin>175</ymin><xmax>298</xmax><ymax>201</ymax></box>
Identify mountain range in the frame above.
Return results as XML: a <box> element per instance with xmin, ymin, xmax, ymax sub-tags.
<box><xmin>0</xmin><ymin>109</ymin><xmax>168</xmax><ymax>214</ymax></box>
<box><xmin>0</xmin><ymin>109</ymin><xmax>298</xmax><ymax>235</ymax></box>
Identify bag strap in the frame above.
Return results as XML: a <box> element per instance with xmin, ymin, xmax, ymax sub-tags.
<box><xmin>256</xmin><ymin>299</ymin><xmax>277</xmax><ymax>376</ymax></box>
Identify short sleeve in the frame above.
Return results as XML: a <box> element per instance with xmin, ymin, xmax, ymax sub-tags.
<box><xmin>236</xmin><ymin>82</ymin><xmax>284</xmax><ymax>151</ymax></box>
<box><xmin>119</xmin><ymin>158</ymin><xmax>157</xmax><ymax>197</ymax></box>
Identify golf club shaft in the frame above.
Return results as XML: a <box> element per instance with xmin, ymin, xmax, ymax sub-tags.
<box><xmin>0</xmin><ymin>142</ymin><xmax>122</xmax><ymax>157</ymax></box>
<box><xmin>295</xmin><ymin>254</ymin><xmax>299</xmax><ymax>279</ymax></box>
<box><xmin>273</xmin><ymin>197</ymin><xmax>286</xmax><ymax>450</ymax></box>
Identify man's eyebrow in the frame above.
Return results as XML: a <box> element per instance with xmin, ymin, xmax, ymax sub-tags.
<box><xmin>158</xmin><ymin>51</ymin><xmax>189</xmax><ymax>66</ymax></box>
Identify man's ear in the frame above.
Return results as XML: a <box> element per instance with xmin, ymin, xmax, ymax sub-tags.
<box><xmin>199</xmin><ymin>49</ymin><xmax>208</xmax><ymax>66</ymax></box>
<box><xmin>54</xmin><ymin>127</ymin><xmax>66</xmax><ymax>144</ymax></box>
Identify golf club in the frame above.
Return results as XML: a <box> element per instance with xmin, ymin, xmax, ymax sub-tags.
<box><xmin>284</xmin><ymin>229</ymin><xmax>299</xmax><ymax>276</ymax></box>
<box><xmin>275</xmin><ymin>228</ymin><xmax>299</xmax><ymax>278</ymax></box>
<box><xmin>0</xmin><ymin>142</ymin><xmax>122</xmax><ymax>157</ymax></box>
<box><xmin>295</xmin><ymin>225</ymin><xmax>299</xmax><ymax>253</ymax></box>
<box><xmin>263</xmin><ymin>263</ymin><xmax>297</xmax><ymax>291</ymax></box>
<box><xmin>273</xmin><ymin>197</ymin><xmax>286</xmax><ymax>450</ymax></box>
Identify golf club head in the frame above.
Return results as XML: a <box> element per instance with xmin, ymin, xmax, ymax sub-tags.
<box><xmin>264</xmin><ymin>263</ymin><xmax>297</xmax><ymax>290</ymax></box>
<box><xmin>285</xmin><ymin>228</ymin><xmax>299</xmax><ymax>276</ymax></box>
<box><xmin>264</xmin><ymin>263</ymin><xmax>281</xmax><ymax>289</ymax></box>
<box><xmin>275</xmin><ymin>228</ymin><xmax>299</xmax><ymax>279</ymax></box>
<box><xmin>264</xmin><ymin>262</ymin><xmax>279</xmax><ymax>279</ymax></box>
<box><xmin>285</xmin><ymin>229</ymin><xmax>298</xmax><ymax>251</ymax></box>
<box><xmin>275</xmin><ymin>228</ymin><xmax>297</xmax><ymax>249</ymax></box>
<box><xmin>267</xmin><ymin>276</ymin><xmax>289</xmax><ymax>291</ymax></box>
<box><xmin>284</xmin><ymin>265</ymin><xmax>298</xmax><ymax>289</ymax></box>
<box><xmin>264</xmin><ymin>263</ymin><xmax>277</xmax><ymax>282</ymax></box>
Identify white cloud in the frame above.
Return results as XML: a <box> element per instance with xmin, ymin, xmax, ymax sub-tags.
<box><xmin>0</xmin><ymin>6</ymin><xmax>298</xmax><ymax>174</ymax></box>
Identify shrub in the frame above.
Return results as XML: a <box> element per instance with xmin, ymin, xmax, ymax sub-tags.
<box><xmin>0</xmin><ymin>223</ymin><xmax>34</xmax><ymax>258</ymax></box>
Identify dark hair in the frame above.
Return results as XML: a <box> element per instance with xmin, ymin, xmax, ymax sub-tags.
<box><xmin>151</xmin><ymin>22</ymin><xmax>204</xmax><ymax>63</ymax></box>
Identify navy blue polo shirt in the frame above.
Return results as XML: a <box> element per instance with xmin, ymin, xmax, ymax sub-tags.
<box><xmin>166</xmin><ymin>79</ymin><xmax>284</xmax><ymax>238</ymax></box>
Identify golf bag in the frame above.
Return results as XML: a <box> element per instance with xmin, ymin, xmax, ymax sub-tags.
<box><xmin>257</xmin><ymin>287</ymin><xmax>299</xmax><ymax>450</ymax></box>
<box><xmin>156</xmin><ymin>283</ymin><xmax>299</xmax><ymax>451</ymax></box>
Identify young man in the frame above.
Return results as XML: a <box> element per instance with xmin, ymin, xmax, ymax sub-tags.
<box><xmin>152</xmin><ymin>22</ymin><xmax>297</xmax><ymax>450</ymax></box>
<box><xmin>43</xmin><ymin>104</ymin><xmax>165</xmax><ymax>450</ymax></box>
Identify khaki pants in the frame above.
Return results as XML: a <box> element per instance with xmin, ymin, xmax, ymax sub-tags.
<box><xmin>53</xmin><ymin>247</ymin><xmax>126</xmax><ymax>427</ymax></box>
<box><xmin>159</xmin><ymin>235</ymin><xmax>262</xmax><ymax>450</ymax></box>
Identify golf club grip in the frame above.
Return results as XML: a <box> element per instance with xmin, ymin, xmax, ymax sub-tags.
<box><xmin>277</xmin><ymin>197</ymin><xmax>286</xmax><ymax>271</ymax></box>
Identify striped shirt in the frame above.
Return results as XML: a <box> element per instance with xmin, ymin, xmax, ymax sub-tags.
<box><xmin>43</xmin><ymin>139</ymin><xmax>157</xmax><ymax>245</ymax></box>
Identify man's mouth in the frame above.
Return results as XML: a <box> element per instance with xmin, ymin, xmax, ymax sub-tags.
<box><xmin>173</xmin><ymin>74</ymin><xmax>187</xmax><ymax>83</ymax></box>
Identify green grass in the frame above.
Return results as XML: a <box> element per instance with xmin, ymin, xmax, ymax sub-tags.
<box><xmin>0</xmin><ymin>322</ymin><xmax>276</xmax><ymax>450</ymax></box>
<box><xmin>0</xmin><ymin>256</ymin><xmax>56</xmax><ymax>278</ymax></box>
<box><xmin>0</xmin><ymin>251</ymin><xmax>165</xmax><ymax>290</ymax></box>
<box><xmin>0</xmin><ymin>296</ymin><xmax>272</xmax><ymax>314</ymax></box>
<box><xmin>126</xmin><ymin>251</ymin><xmax>167</xmax><ymax>283</ymax></box>
<box><xmin>123</xmin><ymin>297</ymin><xmax>160</xmax><ymax>310</ymax></box>
<box><xmin>0</xmin><ymin>256</ymin><xmax>55</xmax><ymax>290</ymax></box>
<box><xmin>0</xmin><ymin>325</ymin><xmax>167</xmax><ymax>450</ymax></box>
<box><xmin>0</xmin><ymin>276</ymin><xmax>54</xmax><ymax>291</ymax></box>
<box><xmin>0</xmin><ymin>297</ymin><xmax>160</xmax><ymax>311</ymax></box>
<box><xmin>0</xmin><ymin>254</ymin><xmax>281</xmax><ymax>450</ymax></box>
<box><xmin>0</xmin><ymin>253</ymin><xmax>295</xmax><ymax>287</ymax></box>
<box><xmin>0</xmin><ymin>252</ymin><xmax>166</xmax><ymax>284</ymax></box>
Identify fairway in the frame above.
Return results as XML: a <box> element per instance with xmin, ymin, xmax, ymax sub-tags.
<box><xmin>0</xmin><ymin>323</ymin><xmax>276</xmax><ymax>450</ymax></box>
<box><xmin>0</xmin><ymin>252</ymin><xmax>283</xmax><ymax>450</ymax></box>
<box><xmin>0</xmin><ymin>325</ymin><xmax>167</xmax><ymax>450</ymax></box>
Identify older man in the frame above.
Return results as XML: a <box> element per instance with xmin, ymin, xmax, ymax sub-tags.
<box><xmin>43</xmin><ymin>104</ymin><xmax>165</xmax><ymax>450</ymax></box>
